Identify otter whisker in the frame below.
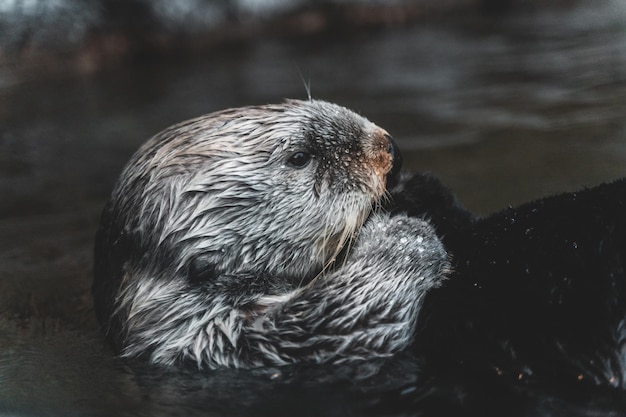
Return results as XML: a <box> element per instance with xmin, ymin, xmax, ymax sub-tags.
<box><xmin>316</xmin><ymin>195</ymin><xmax>344</xmax><ymax>280</ymax></box>
<box><xmin>336</xmin><ymin>200</ymin><xmax>362</xmax><ymax>272</ymax></box>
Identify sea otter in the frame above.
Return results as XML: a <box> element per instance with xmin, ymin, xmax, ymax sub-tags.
<box><xmin>93</xmin><ymin>99</ymin><xmax>450</xmax><ymax>369</ymax></box>
<box><xmin>94</xmin><ymin>98</ymin><xmax>626</xmax><ymax>389</ymax></box>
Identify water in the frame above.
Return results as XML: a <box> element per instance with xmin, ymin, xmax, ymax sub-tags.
<box><xmin>2</xmin><ymin>1</ymin><xmax>626</xmax><ymax>415</ymax></box>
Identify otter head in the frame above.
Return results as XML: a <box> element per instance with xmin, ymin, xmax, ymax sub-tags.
<box><xmin>98</xmin><ymin>99</ymin><xmax>399</xmax><ymax>294</ymax></box>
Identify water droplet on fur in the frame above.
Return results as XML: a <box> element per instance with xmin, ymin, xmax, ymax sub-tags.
<box><xmin>416</xmin><ymin>236</ymin><xmax>424</xmax><ymax>244</ymax></box>
<box><xmin>400</xmin><ymin>237</ymin><xmax>408</xmax><ymax>244</ymax></box>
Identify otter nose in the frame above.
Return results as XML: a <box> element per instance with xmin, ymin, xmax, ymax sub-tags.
<box><xmin>384</xmin><ymin>133</ymin><xmax>402</xmax><ymax>188</ymax></box>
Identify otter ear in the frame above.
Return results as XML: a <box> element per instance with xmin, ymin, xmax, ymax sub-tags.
<box><xmin>187</xmin><ymin>254</ymin><xmax>218</xmax><ymax>284</ymax></box>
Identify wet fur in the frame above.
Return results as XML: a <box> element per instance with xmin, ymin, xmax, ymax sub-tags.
<box><xmin>388</xmin><ymin>173</ymin><xmax>626</xmax><ymax>388</ymax></box>
<box><xmin>93</xmin><ymin>100</ymin><xmax>449</xmax><ymax>369</ymax></box>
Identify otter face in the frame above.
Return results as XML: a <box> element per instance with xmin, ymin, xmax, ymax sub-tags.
<box><xmin>109</xmin><ymin>99</ymin><xmax>396</xmax><ymax>286</ymax></box>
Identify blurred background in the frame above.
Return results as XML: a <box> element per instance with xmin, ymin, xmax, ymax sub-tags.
<box><xmin>1</xmin><ymin>0</ymin><xmax>626</xmax><ymax>416</ymax></box>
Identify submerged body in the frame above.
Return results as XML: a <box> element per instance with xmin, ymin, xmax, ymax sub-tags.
<box><xmin>93</xmin><ymin>99</ymin><xmax>449</xmax><ymax>369</ymax></box>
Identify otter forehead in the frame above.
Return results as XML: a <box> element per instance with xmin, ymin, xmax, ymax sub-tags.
<box><xmin>143</xmin><ymin>100</ymin><xmax>378</xmax><ymax>166</ymax></box>
<box><xmin>287</xmin><ymin>99</ymin><xmax>376</xmax><ymax>147</ymax></box>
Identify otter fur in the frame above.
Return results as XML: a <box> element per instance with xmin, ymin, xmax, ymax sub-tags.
<box><xmin>389</xmin><ymin>173</ymin><xmax>626</xmax><ymax>388</ymax></box>
<box><xmin>93</xmin><ymin>99</ymin><xmax>449</xmax><ymax>369</ymax></box>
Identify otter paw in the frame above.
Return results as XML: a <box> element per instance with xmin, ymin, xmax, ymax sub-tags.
<box><xmin>353</xmin><ymin>212</ymin><xmax>447</xmax><ymax>266</ymax></box>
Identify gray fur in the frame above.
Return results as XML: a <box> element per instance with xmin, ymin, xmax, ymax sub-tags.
<box><xmin>93</xmin><ymin>99</ymin><xmax>449</xmax><ymax>369</ymax></box>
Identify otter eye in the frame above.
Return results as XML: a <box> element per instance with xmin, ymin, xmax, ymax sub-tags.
<box><xmin>287</xmin><ymin>151</ymin><xmax>312</xmax><ymax>168</ymax></box>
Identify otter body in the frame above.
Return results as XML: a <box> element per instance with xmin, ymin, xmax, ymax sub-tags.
<box><xmin>93</xmin><ymin>100</ymin><xmax>449</xmax><ymax>369</ymax></box>
<box><xmin>389</xmin><ymin>174</ymin><xmax>626</xmax><ymax>388</ymax></box>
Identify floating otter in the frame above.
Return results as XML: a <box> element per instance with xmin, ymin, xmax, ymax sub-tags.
<box><xmin>93</xmin><ymin>99</ymin><xmax>450</xmax><ymax>369</ymax></box>
<box><xmin>94</xmin><ymin>98</ymin><xmax>626</xmax><ymax>389</ymax></box>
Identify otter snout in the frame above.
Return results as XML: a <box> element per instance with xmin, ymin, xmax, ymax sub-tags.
<box><xmin>384</xmin><ymin>133</ymin><xmax>402</xmax><ymax>188</ymax></box>
<box><xmin>370</xmin><ymin>130</ymin><xmax>402</xmax><ymax>189</ymax></box>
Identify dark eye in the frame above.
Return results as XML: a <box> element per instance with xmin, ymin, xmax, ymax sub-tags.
<box><xmin>287</xmin><ymin>151</ymin><xmax>312</xmax><ymax>168</ymax></box>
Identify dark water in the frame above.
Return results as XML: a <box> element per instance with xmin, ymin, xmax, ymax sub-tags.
<box><xmin>2</xmin><ymin>1</ymin><xmax>626</xmax><ymax>416</ymax></box>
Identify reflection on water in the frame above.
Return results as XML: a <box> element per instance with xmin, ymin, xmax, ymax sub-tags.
<box><xmin>1</xmin><ymin>1</ymin><xmax>626</xmax><ymax>416</ymax></box>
